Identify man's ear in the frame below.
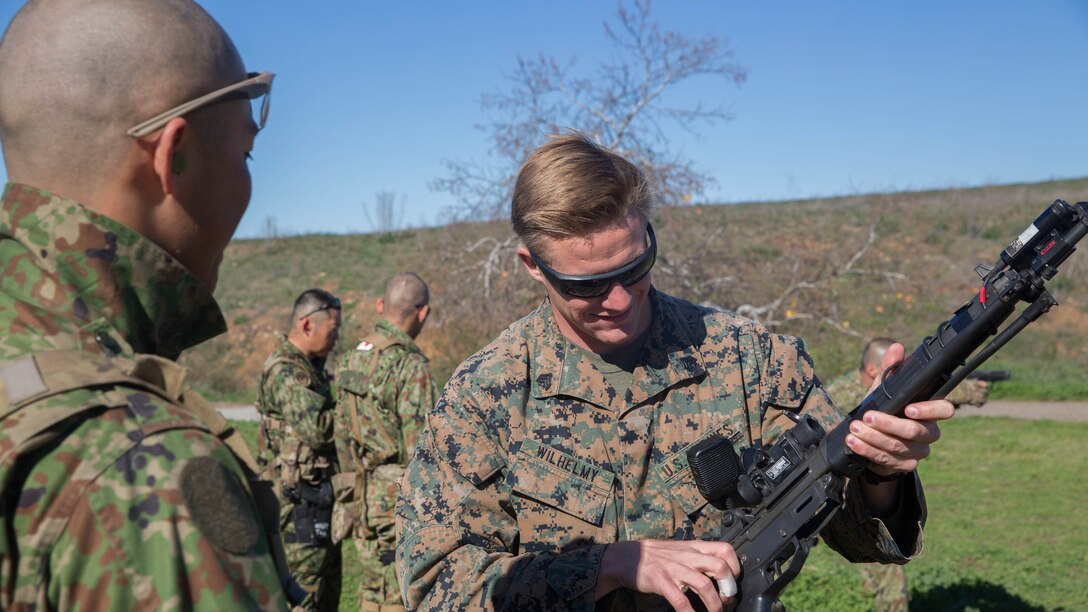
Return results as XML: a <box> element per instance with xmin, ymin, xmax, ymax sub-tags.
<box><xmin>300</xmin><ymin>317</ymin><xmax>313</xmax><ymax>335</ymax></box>
<box><xmin>150</xmin><ymin>117</ymin><xmax>188</xmax><ymax>196</ymax></box>
<box><xmin>376</xmin><ymin>297</ymin><xmax>385</xmax><ymax>316</ymax></box>
<box><xmin>516</xmin><ymin>245</ymin><xmax>546</xmax><ymax>284</ymax></box>
<box><xmin>417</xmin><ymin>304</ymin><xmax>430</xmax><ymax>324</ymax></box>
<box><xmin>863</xmin><ymin>363</ymin><xmax>881</xmax><ymax>381</ymax></box>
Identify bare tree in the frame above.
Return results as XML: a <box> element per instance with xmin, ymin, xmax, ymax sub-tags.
<box><xmin>261</xmin><ymin>215</ymin><xmax>281</xmax><ymax>240</ymax></box>
<box><xmin>432</xmin><ymin>0</ymin><xmax>747</xmax><ymax>221</ymax></box>
<box><xmin>362</xmin><ymin>190</ymin><xmax>407</xmax><ymax>234</ymax></box>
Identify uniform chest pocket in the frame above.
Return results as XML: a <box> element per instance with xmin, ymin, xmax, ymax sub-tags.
<box><xmin>506</xmin><ymin>441</ymin><xmax>615</xmax><ymax>554</ymax></box>
<box><xmin>655</xmin><ymin>422</ymin><xmax>748</xmax><ymax>537</ymax></box>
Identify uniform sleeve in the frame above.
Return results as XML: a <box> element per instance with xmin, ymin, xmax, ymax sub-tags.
<box><xmin>393</xmin><ymin>354</ymin><xmax>438</xmax><ymax>456</ymax></box>
<box><xmin>395</xmin><ymin>376</ymin><xmax>603</xmax><ymax>612</ymax></box>
<box><xmin>332</xmin><ymin>354</ymin><xmax>358</xmax><ymax>472</ymax></box>
<box><xmin>946</xmin><ymin>378</ymin><xmax>990</xmax><ymax>407</ymax></box>
<box><xmin>48</xmin><ymin>421</ymin><xmax>287</xmax><ymax>611</ymax></box>
<box><xmin>270</xmin><ymin>362</ymin><xmax>334</xmax><ymax>451</ymax></box>
<box><xmin>754</xmin><ymin>329</ymin><xmax>926</xmax><ymax>564</ymax></box>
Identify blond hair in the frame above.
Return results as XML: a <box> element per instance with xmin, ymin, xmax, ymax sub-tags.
<box><xmin>511</xmin><ymin>133</ymin><xmax>654</xmax><ymax>258</ymax></box>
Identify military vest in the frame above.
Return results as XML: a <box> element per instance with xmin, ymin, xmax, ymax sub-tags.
<box><xmin>255</xmin><ymin>352</ymin><xmax>336</xmax><ymax>493</ymax></box>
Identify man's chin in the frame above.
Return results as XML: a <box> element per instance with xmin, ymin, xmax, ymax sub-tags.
<box><xmin>585</xmin><ymin>327</ymin><xmax>638</xmax><ymax>350</ymax></box>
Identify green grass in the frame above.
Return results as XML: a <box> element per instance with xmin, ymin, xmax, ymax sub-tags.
<box><xmin>230</xmin><ymin>416</ymin><xmax>1088</xmax><ymax>610</ymax></box>
<box><xmin>782</xmin><ymin>417</ymin><xmax>1088</xmax><ymax>611</ymax></box>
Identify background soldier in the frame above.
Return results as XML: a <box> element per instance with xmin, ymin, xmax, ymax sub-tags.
<box><xmin>258</xmin><ymin>289</ymin><xmax>343</xmax><ymax>611</ymax></box>
<box><xmin>0</xmin><ymin>0</ymin><xmax>287</xmax><ymax>608</ymax></box>
<box><xmin>395</xmin><ymin>134</ymin><xmax>954</xmax><ymax>611</ymax></box>
<box><xmin>335</xmin><ymin>273</ymin><xmax>438</xmax><ymax>612</ymax></box>
<box><xmin>826</xmin><ymin>336</ymin><xmax>991</xmax><ymax>411</ymax></box>
<box><xmin>824</xmin><ymin>336</ymin><xmax>992</xmax><ymax>612</ymax></box>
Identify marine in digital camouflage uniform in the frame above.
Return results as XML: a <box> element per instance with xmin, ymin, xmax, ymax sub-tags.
<box><xmin>334</xmin><ymin>273</ymin><xmax>438</xmax><ymax>612</ymax></box>
<box><xmin>395</xmin><ymin>134</ymin><xmax>955</xmax><ymax>611</ymax></box>
<box><xmin>258</xmin><ymin>290</ymin><xmax>343</xmax><ymax>611</ymax></box>
<box><xmin>823</xmin><ymin>337</ymin><xmax>990</xmax><ymax>612</ymax></box>
<box><xmin>0</xmin><ymin>1</ymin><xmax>288</xmax><ymax>609</ymax></box>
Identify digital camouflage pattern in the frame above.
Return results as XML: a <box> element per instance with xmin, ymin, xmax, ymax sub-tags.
<box><xmin>823</xmin><ymin>370</ymin><xmax>912</xmax><ymax>612</ymax></box>
<box><xmin>334</xmin><ymin>318</ymin><xmax>437</xmax><ymax>611</ymax></box>
<box><xmin>258</xmin><ymin>335</ymin><xmax>341</xmax><ymax>611</ymax></box>
<box><xmin>824</xmin><ymin>369</ymin><xmax>990</xmax><ymax>412</ymax></box>
<box><xmin>396</xmin><ymin>290</ymin><xmax>927</xmax><ymax>611</ymax></box>
<box><xmin>0</xmin><ymin>183</ymin><xmax>286</xmax><ymax>610</ymax></box>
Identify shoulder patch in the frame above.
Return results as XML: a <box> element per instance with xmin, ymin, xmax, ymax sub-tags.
<box><xmin>292</xmin><ymin>369</ymin><xmax>311</xmax><ymax>386</ymax></box>
<box><xmin>180</xmin><ymin>456</ymin><xmax>261</xmax><ymax>555</ymax></box>
<box><xmin>356</xmin><ymin>341</ymin><xmax>374</xmax><ymax>351</ymax></box>
<box><xmin>1</xmin><ymin>356</ymin><xmax>47</xmax><ymax>405</ymax></box>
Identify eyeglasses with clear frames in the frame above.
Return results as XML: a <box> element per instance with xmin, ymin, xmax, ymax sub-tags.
<box><xmin>127</xmin><ymin>71</ymin><xmax>275</xmax><ymax>138</ymax></box>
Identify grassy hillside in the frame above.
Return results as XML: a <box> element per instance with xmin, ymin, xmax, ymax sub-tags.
<box><xmin>182</xmin><ymin>178</ymin><xmax>1088</xmax><ymax>403</ymax></box>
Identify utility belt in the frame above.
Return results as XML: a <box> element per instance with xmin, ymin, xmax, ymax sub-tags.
<box><xmin>330</xmin><ymin>462</ymin><xmax>406</xmax><ymax>545</ymax></box>
<box><xmin>276</xmin><ymin>437</ymin><xmax>338</xmax><ymax>548</ymax></box>
<box><xmin>283</xmin><ymin>478</ymin><xmax>335</xmax><ymax>546</ymax></box>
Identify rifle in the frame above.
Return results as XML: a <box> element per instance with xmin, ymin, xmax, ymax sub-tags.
<box><xmin>687</xmin><ymin>199</ymin><xmax>1088</xmax><ymax>612</ymax></box>
<box><xmin>966</xmin><ymin>369</ymin><xmax>1011</xmax><ymax>382</ymax></box>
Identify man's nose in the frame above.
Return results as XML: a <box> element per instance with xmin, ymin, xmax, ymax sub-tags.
<box><xmin>600</xmin><ymin>280</ymin><xmax>633</xmax><ymax>310</ymax></box>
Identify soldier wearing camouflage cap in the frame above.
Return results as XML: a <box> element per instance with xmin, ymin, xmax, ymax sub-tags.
<box><xmin>824</xmin><ymin>336</ymin><xmax>991</xmax><ymax>612</ymax></box>
<box><xmin>0</xmin><ymin>0</ymin><xmax>289</xmax><ymax>609</ymax></box>
<box><xmin>258</xmin><ymin>289</ymin><xmax>344</xmax><ymax>611</ymax></box>
<box><xmin>395</xmin><ymin>133</ymin><xmax>956</xmax><ymax>611</ymax></box>
<box><xmin>334</xmin><ymin>273</ymin><xmax>438</xmax><ymax>611</ymax></box>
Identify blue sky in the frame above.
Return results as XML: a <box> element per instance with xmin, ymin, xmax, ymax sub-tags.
<box><xmin>1</xmin><ymin>1</ymin><xmax>1086</xmax><ymax>238</ymax></box>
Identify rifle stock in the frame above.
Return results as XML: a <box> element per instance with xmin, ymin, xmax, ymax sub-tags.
<box><xmin>689</xmin><ymin>199</ymin><xmax>1088</xmax><ymax>611</ymax></box>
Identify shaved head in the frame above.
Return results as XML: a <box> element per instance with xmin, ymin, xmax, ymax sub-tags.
<box><xmin>861</xmin><ymin>337</ymin><xmax>896</xmax><ymax>371</ymax></box>
<box><xmin>383</xmin><ymin>273</ymin><xmax>430</xmax><ymax>320</ymax></box>
<box><xmin>0</xmin><ymin>0</ymin><xmax>245</xmax><ymax>184</ymax></box>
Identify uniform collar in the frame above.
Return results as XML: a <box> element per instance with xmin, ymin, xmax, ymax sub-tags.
<box><xmin>277</xmin><ymin>333</ymin><xmax>323</xmax><ymax>373</ymax></box>
<box><xmin>0</xmin><ymin>183</ymin><xmax>226</xmax><ymax>360</ymax></box>
<box><xmin>374</xmin><ymin>318</ymin><xmax>422</xmax><ymax>354</ymax></box>
<box><xmin>529</xmin><ymin>289</ymin><xmax>707</xmax><ymax>412</ymax></box>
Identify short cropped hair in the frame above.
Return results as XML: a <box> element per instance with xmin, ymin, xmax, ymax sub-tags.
<box><xmin>861</xmin><ymin>337</ymin><xmax>896</xmax><ymax>370</ymax></box>
<box><xmin>290</xmin><ymin>288</ymin><xmax>340</xmax><ymax>327</ymax></box>
<box><xmin>383</xmin><ymin>273</ymin><xmax>429</xmax><ymax>320</ymax></box>
<box><xmin>511</xmin><ymin>133</ymin><xmax>655</xmax><ymax>259</ymax></box>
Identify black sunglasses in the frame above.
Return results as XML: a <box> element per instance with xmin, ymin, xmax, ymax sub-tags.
<box><xmin>530</xmin><ymin>224</ymin><xmax>656</xmax><ymax>298</ymax></box>
<box><xmin>298</xmin><ymin>296</ymin><xmax>341</xmax><ymax>320</ymax></box>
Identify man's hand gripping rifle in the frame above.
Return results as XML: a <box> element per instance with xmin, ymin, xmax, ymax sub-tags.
<box><xmin>687</xmin><ymin>200</ymin><xmax>1088</xmax><ymax>612</ymax></box>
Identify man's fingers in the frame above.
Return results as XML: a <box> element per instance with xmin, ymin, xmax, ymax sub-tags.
<box><xmin>858</xmin><ymin>410</ymin><xmax>943</xmax><ymax>444</ymax></box>
<box><xmin>685</xmin><ymin>540</ymin><xmax>741</xmax><ymax>578</ymax></box>
<box><xmin>902</xmin><ymin>399</ymin><xmax>955</xmax><ymax>421</ymax></box>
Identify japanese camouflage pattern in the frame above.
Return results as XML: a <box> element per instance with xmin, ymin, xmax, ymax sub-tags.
<box><xmin>823</xmin><ymin>369</ymin><xmax>913</xmax><ymax>612</ymax></box>
<box><xmin>0</xmin><ymin>183</ymin><xmax>287</xmax><ymax>610</ymax></box>
<box><xmin>334</xmin><ymin>318</ymin><xmax>437</xmax><ymax>611</ymax></box>
<box><xmin>257</xmin><ymin>336</ymin><xmax>341</xmax><ymax>611</ymax></box>
<box><xmin>824</xmin><ymin>369</ymin><xmax>990</xmax><ymax>411</ymax></box>
<box><xmin>395</xmin><ymin>290</ymin><xmax>928</xmax><ymax>611</ymax></box>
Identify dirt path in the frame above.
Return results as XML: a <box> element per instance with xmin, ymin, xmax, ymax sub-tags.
<box><xmin>216</xmin><ymin>400</ymin><xmax>1088</xmax><ymax>423</ymax></box>
<box><xmin>955</xmin><ymin>400</ymin><xmax>1088</xmax><ymax>421</ymax></box>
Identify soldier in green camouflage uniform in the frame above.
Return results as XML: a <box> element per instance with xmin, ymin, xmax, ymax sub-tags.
<box><xmin>396</xmin><ymin>134</ymin><xmax>955</xmax><ymax>611</ymax></box>
<box><xmin>825</xmin><ymin>337</ymin><xmax>991</xmax><ymax>412</ymax></box>
<box><xmin>0</xmin><ymin>1</ymin><xmax>288</xmax><ymax>609</ymax></box>
<box><xmin>258</xmin><ymin>289</ymin><xmax>343</xmax><ymax>611</ymax></box>
<box><xmin>824</xmin><ymin>337</ymin><xmax>992</xmax><ymax>612</ymax></box>
<box><xmin>335</xmin><ymin>273</ymin><xmax>438</xmax><ymax>611</ymax></box>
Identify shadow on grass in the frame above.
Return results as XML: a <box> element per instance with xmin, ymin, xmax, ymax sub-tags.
<box><xmin>912</xmin><ymin>578</ymin><xmax>1048</xmax><ymax>611</ymax></box>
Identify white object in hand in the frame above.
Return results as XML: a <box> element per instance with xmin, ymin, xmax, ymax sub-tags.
<box><xmin>718</xmin><ymin>575</ymin><xmax>738</xmax><ymax>598</ymax></box>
